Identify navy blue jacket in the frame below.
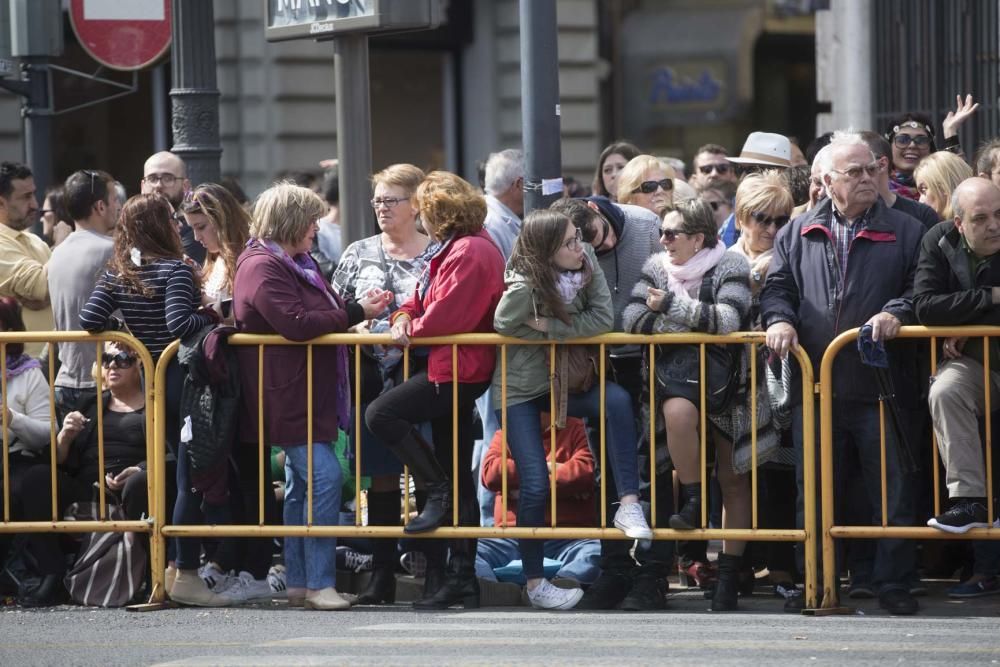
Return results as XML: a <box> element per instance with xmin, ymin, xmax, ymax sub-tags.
<box><xmin>760</xmin><ymin>198</ymin><xmax>925</xmax><ymax>404</ymax></box>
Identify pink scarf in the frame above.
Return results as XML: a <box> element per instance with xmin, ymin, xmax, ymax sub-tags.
<box><xmin>663</xmin><ymin>242</ymin><xmax>727</xmax><ymax>298</ymax></box>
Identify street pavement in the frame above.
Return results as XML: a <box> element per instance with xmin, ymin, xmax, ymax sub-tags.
<box><xmin>2</xmin><ymin>584</ymin><xmax>999</xmax><ymax>666</ymax></box>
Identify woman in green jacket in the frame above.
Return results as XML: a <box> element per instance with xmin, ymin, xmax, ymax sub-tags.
<box><xmin>492</xmin><ymin>209</ymin><xmax>651</xmax><ymax>611</ymax></box>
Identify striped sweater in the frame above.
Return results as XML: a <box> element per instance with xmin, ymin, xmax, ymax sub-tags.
<box><xmin>79</xmin><ymin>259</ymin><xmax>213</xmax><ymax>360</ymax></box>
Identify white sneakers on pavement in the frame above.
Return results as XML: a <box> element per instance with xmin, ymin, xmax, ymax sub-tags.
<box><xmin>613</xmin><ymin>502</ymin><xmax>653</xmax><ymax>540</ymax></box>
<box><xmin>527</xmin><ymin>579</ymin><xmax>583</xmax><ymax>610</ymax></box>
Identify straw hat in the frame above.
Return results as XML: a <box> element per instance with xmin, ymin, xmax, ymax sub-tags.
<box><xmin>726</xmin><ymin>132</ymin><xmax>792</xmax><ymax>168</ymax></box>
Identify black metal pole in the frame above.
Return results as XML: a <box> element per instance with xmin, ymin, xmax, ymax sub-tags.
<box><xmin>170</xmin><ymin>0</ymin><xmax>222</xmax><ymax>186</ymax></box>
<box><xmin>334</xmin><ymin>34</ymin><xmax>373</xmax><ymax>247</ymax></box>
<box><xmin>519</xmin><ymin>0</ymin><xmax>562</xmax><ymax>215</ymax></box>
<box><xmin>22</xmin><ymin>57</ymin><xmax>51</xmax><ymax>234</ymax></box>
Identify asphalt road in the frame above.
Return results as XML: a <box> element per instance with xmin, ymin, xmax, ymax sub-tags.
<box><xmin>2</xmin><ymin>587</ymin><xmax>999</xmax><ymax>666</ymax></box>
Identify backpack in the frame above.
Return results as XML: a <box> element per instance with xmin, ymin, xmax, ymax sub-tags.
<box><xmin>63</xmin><ymin>502</ymin><xmax>147</xmax><ymax>608</ymax></box>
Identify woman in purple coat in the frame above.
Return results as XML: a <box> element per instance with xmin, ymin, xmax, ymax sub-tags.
<box><xmin>233</xmin><ymin>182</ymin><xmax>387</xmax><ymax>611</ymax></box>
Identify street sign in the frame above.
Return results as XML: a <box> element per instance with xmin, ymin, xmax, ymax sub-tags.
<box><xmin>68</xmin><ymin>0</ymin><xmax>172</xmax><ymax>71</ymax></box>
<box><xmin>265</xmin><ymin>0</ymin><xmax>441</xmax><ymax>42</ymax></box>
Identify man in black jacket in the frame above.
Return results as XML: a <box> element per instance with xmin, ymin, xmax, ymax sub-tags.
<box><xmin>761</xmin><ymin>132</ymin><xmax>925</xmax><ymax>615</ymax></box>
<box><xmin>916</xmin><ymin>177</ymin><xmax>1000</xmax><ymax>537</ymax></box>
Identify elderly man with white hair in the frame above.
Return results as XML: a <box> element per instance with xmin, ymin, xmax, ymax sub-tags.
<box><xmin>760</xmin><ymin>130</ymin><xmax>926</xmax><ymax>615</ymax></box>
<box><xmin>482</xmin><ymin>148</ymin><xmax>525</xmax><ymax>259</ymax></box>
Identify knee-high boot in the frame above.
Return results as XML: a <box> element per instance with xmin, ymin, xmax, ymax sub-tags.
<box><xmin>386</xmin><ymin>429</ymin><xmax>451</xmax><ymax>534</ymax></box>
<box><xmin>357</xmin><ymin>490</ymin><xmax>399</xmax><ymax>605</ymax></box>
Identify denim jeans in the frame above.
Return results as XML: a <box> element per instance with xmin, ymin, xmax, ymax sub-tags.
<box><xmin>475</xmin><ymin>537</ymin><xmax>602</xmax><ymax>585</ymax></box>
<box><xmin>474</xmin><ymin>385</ymin><xmax>500</xmax><ymax>526</ymax></box>
<box><xmin>793</xmin><ymin>399</ymin><xmax>916</xmax><ymax>593</ymax></box>
<box><xmin>173</xmin><ymin>440</ymin><xmax>232</xmax><ymax>570</ymax></box>
<box><xmin>495</xmin><ymin>382</ymin><xmax>640</xmax><ymax>580</ymax></box>
<box><xmin>283</xmin><ymin>443</ymin><xmax>342</xmax><ymax>590</ymax></box>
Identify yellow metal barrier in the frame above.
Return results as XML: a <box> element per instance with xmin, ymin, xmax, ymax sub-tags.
<box><xmin>0</xmin><ymin>331</ymin><xmax>161</xmax><ymax>601</ymax></box>
<box><xmin>153</xmin><ymin>330</ymin><xmax>819</xmax><ymax>608</ymax></box>
<box><xmin>819</xmin><ymin>326</ymin><xmax>1000</xmax><ymax>610</ymax></box>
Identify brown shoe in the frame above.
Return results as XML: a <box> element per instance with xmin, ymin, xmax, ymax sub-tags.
<box><xmin>304</xmin><ymin>587</ymin><xmax>351</xmax><ymax>610</ymax></box>
<box><xmin>169</xmin><ymin>570</ymin><xmax>231</xmax><ymax>607</ymax></box>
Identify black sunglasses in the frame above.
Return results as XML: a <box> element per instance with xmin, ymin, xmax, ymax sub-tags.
<box><xmin>659</xmin><ymin>227</ymin><xmax>689</xmax><ymax>242</ymax></box>
<box><xmin>893</xmin><ymin>134</ymin><xmax>932</xmax><ymax>148</ymax></box>
<box><xmin>698</xmin><ymin>163</ymin><xmax>731</xmax><ymax>175</ymax></box>
<box><xmin>101</xmin><ymin>352</ymin><xmax>137</xmax><ymax>369</ymax></box>
<box><xmin>633</xmin><ymin>178</ymin><xmax>673</xmax><ymax>194</ymax></box>
<box><xmin>749</xmin><ymin>212</ymin><xmax>790</xmax><ymax>228</ymax></box>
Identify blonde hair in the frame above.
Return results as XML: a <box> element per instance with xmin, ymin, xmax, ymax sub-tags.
<box><xmin>616</xmin><ymin>155</ymin><xmax>676</xmax><ymax>205</ymax></box>
<box><xmin>914</xmin><ymin>151</ymin><xmax>975</xmax><ymax>219</ymax></box>
<box><xmin>251</xmin><ymin>181</ymin><xmax>326</xmax><ymax>246</ymax></box>
<box><xmin>371</xmin><ymin>163</ymin><xmax>425</xmax><ymax>194</ymax></box>
<box><xmin>735</xmin><ymin>171</ymin><xmax>794</xmax><ymax>229</ymax></box>
<box><xmin>416</xmin><ymin>171</ymin><xmax>486</xmax><ymax>239</ymax></box>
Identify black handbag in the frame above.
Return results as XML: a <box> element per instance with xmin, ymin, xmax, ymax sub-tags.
<box><xmin>652</xmin><ymin>265</ymin><xmax>743</xmax><ymax>415</ymax></box>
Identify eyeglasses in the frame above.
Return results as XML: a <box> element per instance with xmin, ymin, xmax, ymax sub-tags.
<box><xmin>749</xmin><ymin>212</ymin><xmax>790</xmax><ymax>228</ymax></box>
<box><xmin>562</xmin><ymin>229</ymin><xmax>583</xmax><ymax>251</ymax></box>
<box><xmin>829</xmin><ymin>163</ymin><xmax>880</xmax><ymax>180</ymax></box>
<box><xmin>101</xmin><ymin>352</ymin><xmax>137</xmax><ymax>369</ymax></box>
<box><xmin>659</xmin><ymin>227</ymin><xmax>689</xmax><ymax>243</ymax></box>
<box><xmin>371</xmin><ymin>197</ymin><xmax>408</xmax><ymax>209</ymax></box>
<box><xmin>144</xmin><ymin>173</ymin><xmax>178</xmax><ymax>186</ymax></box>
<box><xmin>633</xmin><ymin>179</ymin><xmax>673</xmax><ymax>194</ymax></box>
<box><xmin>893</xmin><ymin>134</ymin><xmax>932</xmax><ymax>148</ymax></box>
<box><xmin>698</xmin><ymin>163</ymin><xmax>731</xmax><ymax>176</ymax></box>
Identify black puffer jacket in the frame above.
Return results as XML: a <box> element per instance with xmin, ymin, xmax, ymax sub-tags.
<box><xmin>760</xmin><ymin>198</ymin><xmax>925</xmax><ymax>405</ymax></box>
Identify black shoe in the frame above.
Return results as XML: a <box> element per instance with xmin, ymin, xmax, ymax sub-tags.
<box><xmin>412</xmin><ymin>557</ymin><xmax>479</xmax><ymax>610</ymax></box>
<box><xmin>710</xmin><ymin>553</ymin><xmax>741</xmax><ymax>612</ymax></box>
<box><xmin>356</xmin><ymin>567</ymin><xmax>396</xmax><ymax>605</ymax></box>
<box><xmin>576</xmin><ymin>570</ymin><xmax>632</xmax><ymax>610</ymax></box>
<box><xmin>847</xmin><ymin>581</ymin><xmax>876</xmax><ymax>599</ymax></box>
<box><xmin>414</xmin><ymin>566</ymin><xmax>446</xmax><ymax>605</ymax></box>
<box><xmin>17</xmin><ymin>574</ymin><xmax>66</xmax><ymax>608</ymax></box>
<box><xmin>783</xmin><ymin>591</ymin><xmax>805</xmax><ymax>613</ymax></box>
<box><xmin>927</xmin><ymin>498</ymin><xmax>992</xmax><ymax>534</ymax></box>
<box><xmin>668</xmin><ymin>483</ymin><xmax>703</xmax><ymax>530</ymax></box>
<box><xmin>878</xmin><ymin>588</ymin><xmax>918</xmax><ymax>616</ymax></box>
<box><xmin>620</xmin><ymin>574</ymin><xmax>667</xmax><ymax>611</ymax></box>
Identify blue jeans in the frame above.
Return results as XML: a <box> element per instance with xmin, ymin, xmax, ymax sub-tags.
<box><xmin>476</xmin><ymin>538</ymin><xmax>602</xmax><ymax>585</ymax></box>
<box><xmin>474</xmin><ymin>386</ymin><xmax>499</xmax><ymax>526</ymax></box>
<box><xmin>173</xmin><ymin>440</ymin><xmax>232</xmax><ymax>570</ymax></box>
<box><xmin>283</xmin><ymin>444</ymin><xmax>342</xmax><ymax>590</ymax></box>
<box><xmin>495</xmin><ymin>382</ymin><xmax>640</xmax><ymax>580</ymax></box>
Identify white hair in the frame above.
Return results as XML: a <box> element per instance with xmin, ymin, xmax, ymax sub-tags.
<box><xmin>484</xmin><ymin>149</ymin><xmax>525</xmax><ymax>196</ymax></box>
<box><xmin>820</xmin><ymin>130</ymin><xmax>876</xmax><ymax>178</ymax></box>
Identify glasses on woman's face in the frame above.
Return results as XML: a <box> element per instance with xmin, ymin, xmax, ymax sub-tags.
<box><xmin>633</xmin><ymin>178</ymin><xmax>673</xmax><ymax>195</ymax></box>
<box><xmin>659</xmin><ymin>227</ymin><xmax>689</xmax><ymax>243</ymax></box>
<box><xmin>893</xmin><ymin>134</ymin><xmax>931</xmax><ymax>148</ymax></box>
<box><xmin>749</xmin><ymin>212</ymin><xmax>791</xmax><ymax>229</ymax></box>
<box><xmin>371</xmin><ymin>196</ymin><xmax>407</xmax><ymax>209</ymax></box>
<box><xmin>561</xmin><ymin>229</ymin><xmax>583</xmax><ymax>252</ymax></box>
<box><xmin>101</xmin><ymin>352</ymin><xmax>137</xmax><ymax>369</ymax></box>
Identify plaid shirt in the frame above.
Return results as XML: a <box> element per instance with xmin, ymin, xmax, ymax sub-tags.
<box><xmin>829</xmin><ymin>204</ymin><xmax>872</xmax><ymax>284</ymax></box>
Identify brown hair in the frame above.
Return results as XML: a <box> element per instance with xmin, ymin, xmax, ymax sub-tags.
<box><xmin>0</xmin><ymin>296</ymin><xmax>26</xmax><ymax>357</ymax></box>
<box><xmin>372</xmin><ymin>163</ymin><xmax>425</xmax><ymax>194</ymax></box>
<box><xmin>670</xmin><ymin>198</ymin><xmax>720</xmax><ymax>249</ymax></box>
<box><xmin>592</xmin><ymin>141</ymin><xmax>641</xmax><ymax>197</ymax></box>
<box><xmin>416</xmin><ymin>171</ymin><xmax>486</xmax><ymax>239</ymax></box>
<box><xmin>509</xmin><ymin>209</ymin><xmax>591</xmax><ymax>325</ymax></box>
<box><xmin>251</xmin><ymin>181</ymin><xmax>327</xmax><ymax>246</ymax></box>
<box><xmin>109</xmin><ymin>194</ymin><xmax>187</xmax><ymax>297</ymax></box>
<box><xmin>182</xmin><ymin>182</ymin><xmax>251</xmax><ymax>293</ymax></box>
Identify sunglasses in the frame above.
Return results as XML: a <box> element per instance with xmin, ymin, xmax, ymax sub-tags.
<box><xmin>749</xmin><ymin>212</ymin><xmax>790</xmax><ymax>228</ymax></box>
<box><xmin>101</xmin><ymin>352</ymin><xmax>137</xmax><ymax>369</ymax></box>
<box><xmin>698</xmin><ymin>163</ymin><xmax>731</xmax><ymax>175</ymax></box>
<box><xmin>893</xmin><ymin>134</ymin><xmax>932</xmax><ymax>148</ymax></box>
<box><xmin>659</xmin><ymin>227</ymin><xmax>689</xmax><ymax>243</ymax></box>
<box><xmin>633</xmin><ymin>178</ymin><xmax>673</xmax><ymax>194</ymax></box>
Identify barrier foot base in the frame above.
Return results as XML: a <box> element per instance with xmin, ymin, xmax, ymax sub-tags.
<box><xmin>126</xmin><ymin>601</ymin><xmax>175</xmax><ymax>612</ymax></box>
<box><xmin>802</xmin><ymin>606</ymin><xmax>854</xmax><ymax>616</ymax></box>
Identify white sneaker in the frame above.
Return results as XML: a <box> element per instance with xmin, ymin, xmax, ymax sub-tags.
<box><xmin>527</xmin><ymin>579</ymin><xmax>583</xmax><ymax>610</ymax></box>
<box><xmin>217</xmin><ymin>571</ymin><xmax>275</xmax><ymax>604</ymax></box>
<box><xmin>267</xmin><ymin>565</ymin><xmax>288</xmax><ymax>600</ymax></box>
<box><xmin>614</xmin><ymin>502</ymin><xmax>653</xmax><ymax>540</ymax></box>
<box><xmin>198</xmin><ymin>563</ymin><xmax>236</xmax><ymax>593</ymax></box>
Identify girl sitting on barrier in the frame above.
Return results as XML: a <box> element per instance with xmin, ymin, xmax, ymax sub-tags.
<box><xmin>16</xmin><ymin>342</ymin><xmax>148</xmax><ymax>607</ymax></box>
<box><xmin>364</xmin><ymin>171</ymin><xmax>505</xmax><ymax>610</ymax></box>
<box><xmin>491</xmin><ymin>208</ymin><xmax>652</xmax><ymax>610</ymax></box>
<box><xmin>623</xmin><ymin>198</ymin><xmax>779</xmax><ymax>612</ymax></box>
<box><xmin>233</xmin><ymin>182</ymin><xmax>388</xmax><ymax>611</ymax></box>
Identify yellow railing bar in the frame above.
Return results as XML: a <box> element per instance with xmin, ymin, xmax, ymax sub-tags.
<box><xmin>500</xmin><ymin>344</ymin><xmax>508</xmax><ymax>528</ymax></box>
<box><xmin>258</xmin><ymin>345</ymin><xmax>265</xmax><ymax>525</ymax></box>
<box><xmin>599</xmin><ymin>344</ymin><xmax>607</xmax><ymax>528</ymax></box>
<box><xmin>48</xmin><ymin>348</ymin><xmax>58</xmax><ymax>522</ymax></box>
<box><xmin>549</xmin><ymin>343</ymin><xmax>557</xmax><ymax>528</ymax></box>
<box><xmin>306</xmin><ymin>344</ymin><xmax>314</xmax><ymax>526</ymax></box>
<box><xmin>355</xmin><ymin>344</ymin><xmax>362</xmax><ymax>528</ymax></box>
<box><xmin>95</xmin><ymin>340</ymin><xmax>106</xmax><ymax>520</ymax></box>
<box><xmin>452</xmin><ymin>344</ymin><xmax>458</xmax><ymax>527</ymax></box>
<box><xmin>750</xmin><ymin>342</ymin><xmax>758</xmax><ymax>529</ymax></box>
<box><xmin>985</xmin><ymin>336</ymin><xmax>994</xmax><ymax>527</ymax></box>
<box><xmin>699</xmin><ymin>342</ymin><xmax>707</xmax><ymax>529</ymax></box>
<box><xmin>1</xmin><ymin>343</ymin><xmax>8</xmax><ymax>523</ymax></box>
<box><xmin>649</xmin><ymin>343</ymin><xmax>656</xmax><ymax>528</ymax></box>
<box><xmin>930</xmin><ymin>337</ymin><xmax>941</xmax><ymax>518</ymax></box>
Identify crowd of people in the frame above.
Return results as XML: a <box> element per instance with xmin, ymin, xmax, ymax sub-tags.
<box><xmin>0</xmin><ymin>93</ymin><xmax>999</xmax><ymax>614</ymax></box>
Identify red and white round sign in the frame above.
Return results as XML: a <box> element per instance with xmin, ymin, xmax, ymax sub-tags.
<box><xmin>69</xmin><ymin>0</ymin><xmax>172</xmax><ymax>71</ymax></box>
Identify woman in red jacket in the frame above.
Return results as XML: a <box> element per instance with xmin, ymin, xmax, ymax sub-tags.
<box><xmin>365</xmin><ymin>171</ymin><xmax>505</xmax><ymax>609</ymax></box>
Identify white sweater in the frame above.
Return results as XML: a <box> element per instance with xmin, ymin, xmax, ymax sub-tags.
<box><xmin>3</xmin><ymin>367</ymin><xmax>53</xmax><ymax>454</ymax></box>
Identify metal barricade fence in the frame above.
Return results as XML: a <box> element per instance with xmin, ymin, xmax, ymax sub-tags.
<box><xmin>0</xmin><ymin>332</ymin><xmax>160</xmax><ymax>595</ymax></box>
<box><xmin>819</xmin><ymin>326</ymin><xmax>1000</xmax><ymax>610</ymax></box>
<box><xmin>152</xmin><ymin>331</ymin><xmax>819</xmax><ymax>608</ymax></box>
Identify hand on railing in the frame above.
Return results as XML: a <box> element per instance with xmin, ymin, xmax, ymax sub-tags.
<box><xmin>391</xmin><ymin>313</ymin><xmax>412</xmax><ymax>346</ymax></box>
<box><xmin>865</xmin><ymin>312</ymin><xmax>901</xmax><ymax>342</ymax></box>
<box><xmin>766</xmin><ymin>321</ymin><xmax>799</xmax><ymax>359</ymax></box>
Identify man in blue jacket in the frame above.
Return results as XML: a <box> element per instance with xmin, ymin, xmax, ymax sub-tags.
<box><xmin>761</xmin><ymin>131</ymin><xmax>925</xmax><ymax>615</ymax></box>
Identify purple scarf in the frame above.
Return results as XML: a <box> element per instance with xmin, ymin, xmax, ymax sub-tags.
<box><xmin>252</xmin><ymin>238</ymin><xmax>351</xmax><ymax>430</ymax></box>
<box><xmin>4</xmin><ymin>354</ymin><xmax>41</xmax><ymax>379</ymax></box>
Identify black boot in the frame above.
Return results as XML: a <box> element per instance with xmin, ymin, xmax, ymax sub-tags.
<box><xmin>17</xmin><ymin>573</ymin><xmax>67</xmax><ymax>608</ymax></box>
<box><xmin>388</xmin><ymin>430</ymin><xmax>451</xmax><ymax>534</ymax></box>
<box><xmin>576</xmin><ymin>564</ymin><xmax>633</xmax><ymax>610</ymax></box>
<box><xmin>357</xmin><ymin>490</ymin><xmax>400</xmax><ymax>605</ymax></box>
<box><xmin>669</xmin><ymin>483</ymin><xmax>703</xmax><ymax>530</ymax></box>
<box><xmin>412</xmin><ymin>553</ymin><xmax>479</xmax><ymax>610</ymax></box>
<box><xmin>415</xmin><ymin>565</ymin><xmax>447</xmax><ymax>604</ymax></box>
<box><xmin>620</xmin><ymin>572</ymin><xmax>667</xmax><ymax>611</ymax></box>
<box><xmin>711</xmin><ymin>553</ymin><xmax>742</xmax><ymax>612</ymax></box>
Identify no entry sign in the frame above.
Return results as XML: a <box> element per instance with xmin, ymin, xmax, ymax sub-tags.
<box><xmin>69</xmin><ymin>0</ymin><xmax>172</xmax><ymax>71</ymax></box>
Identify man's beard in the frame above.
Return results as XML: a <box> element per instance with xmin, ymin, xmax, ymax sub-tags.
<box><xmin>7</xmin><ymin>213</ymin><xmax>35</xmax><ymax>231</ymax></box>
